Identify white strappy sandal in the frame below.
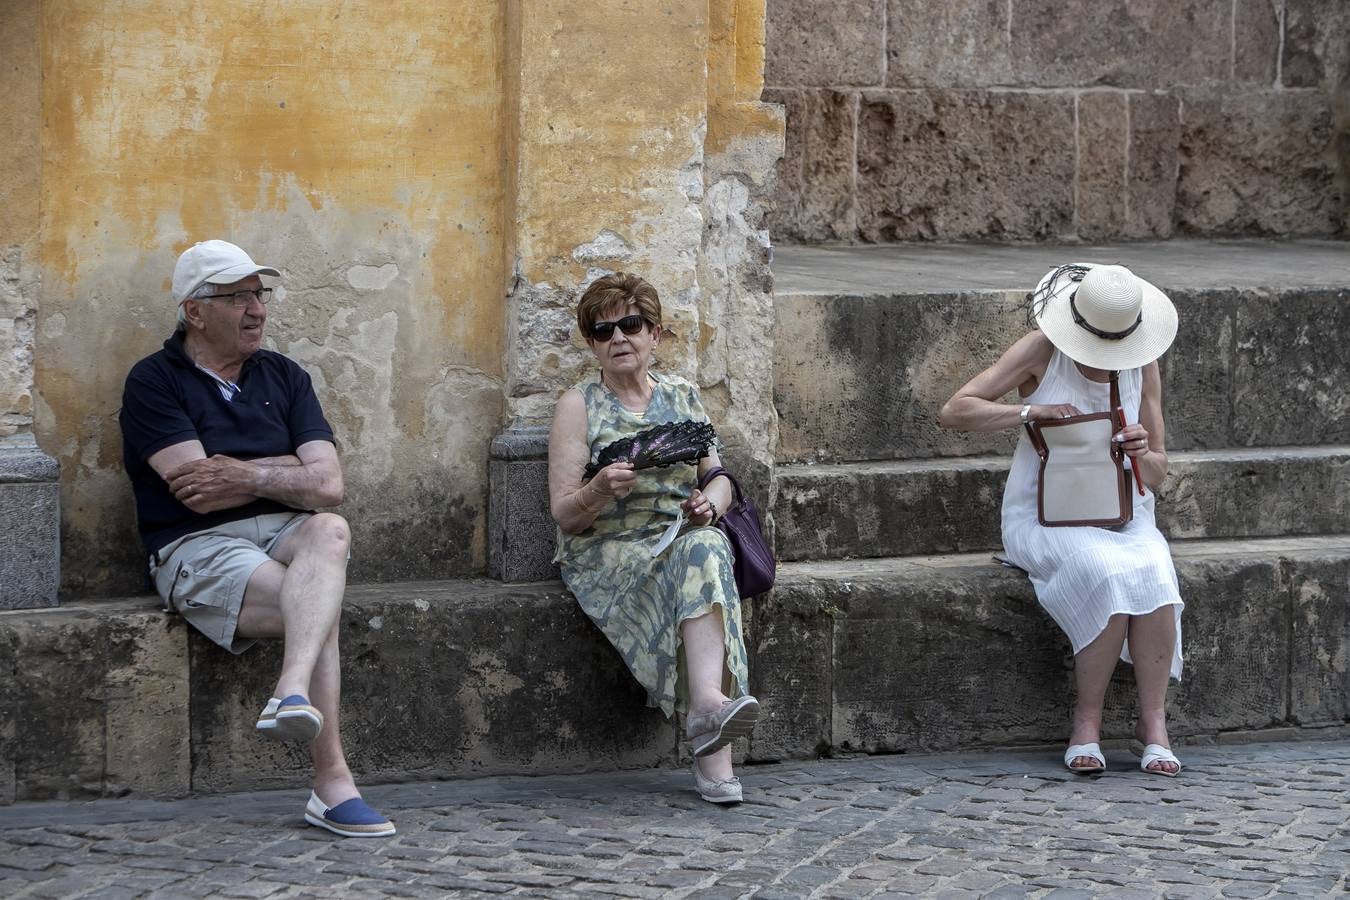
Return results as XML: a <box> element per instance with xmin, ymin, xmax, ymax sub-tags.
<box><xmin>1064</xmin><ymin>742</ymin><xmax>1106</xmax><ymax>774</ymax></box>
<box><xmin>1131</xmin><ymin>741</ymin><xmax>1182</xmax><ymax>777</ymax></box>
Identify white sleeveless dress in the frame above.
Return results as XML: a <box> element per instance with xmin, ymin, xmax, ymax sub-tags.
<box><xmin>1001</xmin><ymin>349</ymin><xmax>1184</xmax><ymax>680</ymax></box>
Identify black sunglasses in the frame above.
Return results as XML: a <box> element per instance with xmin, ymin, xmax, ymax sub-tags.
<box><xmin>589</xmin><ymin>314</ymin><xmax>648</xmax><ymax>341</ymax></box>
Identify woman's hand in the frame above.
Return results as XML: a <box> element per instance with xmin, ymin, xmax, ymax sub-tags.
<box><xmin>1114</xmin><ymin>422</ymin><xmax>1151</xmax><ymax>458</ymax></box>
<box><xmin>1029</xmin><ymin>403</ymin><xmax>1083</xmax><ymax>421</ymax></box>
<box><xmin>682</xmin><ymin>488</ymin><xmax>717</xmax><ymax>526</ymax></box>
<box><xmin>588</xmin><ymin>462</ymin><xmax>637</xmax><ymax>502</ymax></box>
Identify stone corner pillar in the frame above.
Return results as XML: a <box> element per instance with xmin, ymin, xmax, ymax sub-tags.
<box><xmin>0</xmin><ymin>433</ymin><xmax>60</xmax><ymax>609</ymax></box>
<box><xmin>487</xmin><ymin>424</ymin><xmax>558</xmax><ymax>583</ymax></box>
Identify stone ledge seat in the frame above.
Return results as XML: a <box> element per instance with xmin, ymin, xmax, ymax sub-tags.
<box><xmin>772</xmin><ymin>240</ymin><xmax>1350</xmax><ymax>463</ymax></box>
<box><xmin>775</xmin><ymin>445</ymin><xmax>1350</xmax><ymax>561</ymax></box>
<box><xmin>4</xmin><ymin>535</ymin><xmax>1347</xmax><ymax>805</ymax></box>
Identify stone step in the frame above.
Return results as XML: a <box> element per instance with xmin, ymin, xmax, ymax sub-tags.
<box><xmin>771</xmin><ymin>240</ymin><xmax>1350</xmax><ymax>463</ymax></box>
<box><xmin>749</xmin><ymin>535</ymin><xmax>1350</xmax><ymax>762</ymax></box>
<box><xmin>5</xmin><ymin>535</ymin><xmax>1348</xmax><ymax>804</ymax></box>
<box><xmin>773</xmin><ymin>445</ymin><xmax>1350</xmax><ymax>561</ymax></box>
<box><xmin>0</xmin><ymin>581</ymin><xmax>678</xmax><ymax>805</ymax></box>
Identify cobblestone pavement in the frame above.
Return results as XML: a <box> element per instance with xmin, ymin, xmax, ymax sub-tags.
<box><xmin>2</xmin><ymin>739</ymin><xmax>1347</xmax><ymax>898</ymax></box>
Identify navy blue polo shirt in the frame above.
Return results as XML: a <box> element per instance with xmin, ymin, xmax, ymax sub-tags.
<box><xmin>119</xmin><ymin>331</ymin><xmax>335</xmax><ymax>559</ymax></box>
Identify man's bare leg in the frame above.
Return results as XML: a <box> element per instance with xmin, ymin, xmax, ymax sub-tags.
<box><xmin>237</xmin><ymin>513</ymin><xmax>358</xmax><ymax>803</ymax></box>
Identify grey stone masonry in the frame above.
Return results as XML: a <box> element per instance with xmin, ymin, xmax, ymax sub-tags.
<box><xmin>764</xmin><ymin>0</ymin><xmax>1349</xmax><ymax>242</ymax></box>
<box><xmin>774</xmin><ymin>446</ymin><xmax>1350</xmax><ymax>561</ymax></box>
<box><xmin>3</xmin><ymin>536</ymin><xmax>1345</xmax><ymax>805</ymax></box>
<box><xmin>488</xmin><ymin>425</ymin><xmax>557</xmax><ymax>582</ymax></box>
<box><xmin>1</xmin><ymin>738</ymin><xmax>1347</xmax><ymax>897</ymax></box>
<box><xmin>0</xmin><ymin>433</ymin><xmax>59</xmax><ymax>609</ymax></box>
<box><xmin>772</xmin><ymin>240</ymin><xmax>1350</xmax><ymax>463</ymax></box>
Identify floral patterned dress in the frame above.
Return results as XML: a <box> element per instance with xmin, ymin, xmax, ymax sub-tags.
<box><xmin>554</xmin><ymin>371</ymin><xmax>749</xmax><ymax>718</ymax></box>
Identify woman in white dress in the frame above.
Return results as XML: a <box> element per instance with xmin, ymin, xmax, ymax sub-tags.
<box><xmin>939</xmin><ymin>264</ymin><xmax>1183</xmax><ymax>777</ymax></box>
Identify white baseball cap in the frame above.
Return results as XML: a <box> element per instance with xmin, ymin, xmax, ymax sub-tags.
<box><xmin>172</xmin><ymin>240</ymin><xmax>280</xmax><ymax>303</ymax></box>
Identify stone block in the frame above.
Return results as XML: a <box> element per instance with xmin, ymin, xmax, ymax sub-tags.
<box><xmin>487</xmin><ymin>426</ymin><xmax>558</xmax><ymax>583</ymax></box>
<box><xmin>774</xmin><ymin>458</ymin><xmax>1007</xmax><ymax>560</ymax></box>
<box><xmin>1282</xmin><ymin>0</ymin><xmax>1350</xmax><ymax>89</ymax></box>
<box><xmin>1161</xmin><ymin>447</ymin><xmax>1350</xmax><ymax>539</ymax></box>
<box><xmin>773</xmin><ymin>538</ymin><xmax>1347</xmax><ymax>756</ymax></box>
<box><xmin>1010</xmin><ymin>0</ymin><xmax>1230</xmax><ymax>88</ymax></box>
<box><xmin>1</xmin><ymin>601</ymin><xmax>189</xmax><ymax>802</ymax></box>
<box><xmin>773</xmin><ymin>289</ymin><xmax>1025</xmax><ymax>462</ymax></box>
<box><xmin>1167</xmin><ymin>551</ymin><xmax>1291</xmax><ymax>734</ymax></box>
<box><xmin>856</xmin><ymin>90</ymin><xmax>1075</xmax><ymax>241</ymax></box>
<box><xmin>1288</xmin><ymin>552</ymin><xmax>1350</xmax><ymax>726</ymax></box>
<box><xmin>764</xmin><ymin>88</ymin><xmax>858</xmax><ymax>243</ymax></box>
<box><xmin>746</xmin><ymin>584</ymin><xmax>833</xmax><ymax>761</ymax></box>
<box><xmin>777</xmin><ymin>281</ymin><xmax>1350</xmax><ymax>461</ymax></box>
<box><xmin>1176</xmin><ymin>89</ymin><xmax>1343</xmax><ymax>236</ymax></box>
<box><xmin>1125</xmin><ymin>92</ymin><xmax>1181</xmax><ymax>238</ymax></box>
<box><xmin>0</xmin><ymin>625</ymin><xmax>15</xmax><ymax>804</ymax></box>
<box><xmin>765</xmin><ymin>0</ymin><xmax>885</xmax><ymax>87</ymax></box>
<box><xmin>885</xmin><ymin>0</ymin><xmax>1013</xmax><ymax>87</ymax></box>
<box><xmin>824</xmin><ymin>559</ymin><xmax>1073</xmax><ymax>752</ymax></box>
<box><xmin>1075</xmin><ymin>92</ymin><xmax>1129</xmax><ymax>240</ymax></box>
<box><xmin>1231</xmin><ymin>288</ymin><xmax>1350</xmax><ymax>447</ymax></box>
<box><xmin>1232</xmin><ymin>0</ymin><xmax>1280</xmax><ymax>84</ymax></box>
<box><xmin>774</xmin><ymin>448</ymin><xmax>1350</xmax><ymax>561</ymax></box>
<box><xmin>0</xmin><ymin>435</ymin><xmax>59</xmax><ymax>609</ymax></box>
<box><xmin>188</xmin><ymin>580</ymin><xmax>676</xmax><ymax>794</ymax></box>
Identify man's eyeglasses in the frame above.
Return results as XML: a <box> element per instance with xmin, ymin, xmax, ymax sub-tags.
<box><xmin>590</xmin><ymin>315</ymin><xmax>648</xmax><ymax>341</ymax></box>
<box><xmin>198</xmin><ymin>288</ymin><xmax>273</xmax><ymax>308</ymax></box>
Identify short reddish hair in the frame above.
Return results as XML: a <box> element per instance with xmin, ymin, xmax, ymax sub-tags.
<box><xmin>576</xmin><ymin>273</ymin><xmax>662</xmax><ymax>337</ymax></box>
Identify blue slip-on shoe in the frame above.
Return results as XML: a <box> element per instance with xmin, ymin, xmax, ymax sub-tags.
<box><xmin>304</xmin><ymin>791</ymin><xmax>396</xmax><ymax>838</ymax></box>
<box><xmin>256</xmin><ymin>694</ymin><xmax>323</xmax><ymax>743</ymax></box>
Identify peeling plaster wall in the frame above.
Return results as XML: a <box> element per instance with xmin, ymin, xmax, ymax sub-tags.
<box><xmin>0</xmin><ymin>2</ymin><xmax>41</xmax><ymax>439</ymax></box>
<box><xmin>698</xmin><ymin>0</ymin><xmax>785</xmax><ymax>496</ymax></box>
<box><xmin>7</xmin><ymin>0</ymin><xmax>784</xmax><ymax>596</ymax></box>
<box><xmin>503</xmin><ymin>1</ymin><xmax>712</xmax><ymax>424</ymax></box>
<box><xmin>503</xmin><ymin>0</ymin><xmax>785</xmax><ymax>482</ymax></box>
<box><xmin>30</xmin><ymin>2</ymin><xmax>507</xmax><ymax>594</ymax></box>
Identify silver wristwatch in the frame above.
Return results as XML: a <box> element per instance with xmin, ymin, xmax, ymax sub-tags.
<box><xmin>1019</xmin><ymin>404</ymin><xmax>1032</xmax><ymax>425</ymax></box>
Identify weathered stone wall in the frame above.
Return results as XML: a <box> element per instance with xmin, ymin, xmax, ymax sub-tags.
<box><xmin>15</xmin><ymin>2</ymin><xmax>508</xmax><ymax>595</ymax></box>
<box><xmin>765</xmin><ymin>0</ymin><xmax>1350</xmax><ymax>242</ymax></box>
<box><xmin>488</xmin><ymin>0</ymin><xmax>783</xmax><ymax>582</ymax></box>
<box><xmin>0</xmin><ymin>1</ymin><xmax>783</xmax><ymax>597</ymax></box>
<box><xmin>0</xmin><ymin>1</ymin><xmax>40</xmax><ymax>439</ymax></box>
<box><xmin>502</xmin><ymin>0</ymin><xmax>783</xmax><ymax>483</ymax></box>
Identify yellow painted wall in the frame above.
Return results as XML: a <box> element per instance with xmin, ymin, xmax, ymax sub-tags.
<box><xmin>3</xmin><ymin>0</ymin><xmax>782</xmax><ymax>594</ymax></box>
<box><xmin>32</xmin><ymin>0</ymin><xmax>508</xmax><ymax>592</ymax></box>
<box><xmin>0</xmin><ymin>0</ymin><xmax>42</xmax><ymax>436</ymax></box>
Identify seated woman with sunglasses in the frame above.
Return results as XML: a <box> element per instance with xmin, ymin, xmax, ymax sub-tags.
<box><xmin>548</xmin><ymin>272</ymin><xmax>759</xmax><ymax>804</ymax></box>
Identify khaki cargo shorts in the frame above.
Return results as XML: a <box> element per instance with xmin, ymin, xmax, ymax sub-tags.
<box><xmin>149</xmin><ymin>512</ymin><xmax>311</xmax><ymax>654</ymax></box>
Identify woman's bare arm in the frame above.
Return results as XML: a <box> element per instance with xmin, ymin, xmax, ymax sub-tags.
<box><xmin>548</xmin><ymin>389</ymin><xmax>636</xmax><ymax>535</ymax></box>
<box><xmin>1123</xmin><ymin>362</ymin><xmax>1168</xmax><ymax>492</ymax></box>
<box><xmin>938</xmin><ymin>331</ymin><xmax>1077</xmax><ymax>431</ymax></box>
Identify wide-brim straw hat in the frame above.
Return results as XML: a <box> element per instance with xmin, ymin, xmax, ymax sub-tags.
<box><xmin>1031</xmin><ymin>263</ymin><xmax>1178</xmax><ymax>370</ymax></box>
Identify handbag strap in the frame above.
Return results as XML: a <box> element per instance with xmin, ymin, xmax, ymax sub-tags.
<box><xmin>697</xmin><ymin>465</ymin><xmax>743</xmax><ymax>502</ymax></box>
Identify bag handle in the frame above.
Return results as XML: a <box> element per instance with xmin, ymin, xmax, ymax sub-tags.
<box><xmin>1109</xmin><ymin>370</ymin><xmax>1146</xmax><ymax>497</ymax></box>
<box><xmin>697</xmin><ymin>465</ymin><xmax>743</xmax><ymax>502</ymax></box>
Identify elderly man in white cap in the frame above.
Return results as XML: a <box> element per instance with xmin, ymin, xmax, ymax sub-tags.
<box><xmin>119</xmin><ymin>240</ymin><xmax>393</xmax><ymax>837</ymax></box>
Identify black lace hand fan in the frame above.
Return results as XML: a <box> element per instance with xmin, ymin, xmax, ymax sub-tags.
<box><xmin>584</xmin><ymin>420</ymin><xmax>716</xmax><ymax>480</ymax></box>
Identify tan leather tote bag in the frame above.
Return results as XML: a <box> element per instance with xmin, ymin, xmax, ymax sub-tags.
<box><xmin>1024</xmin><ymin>371</ymin><xmax>1136</xmax><ymax>528</ymax></box>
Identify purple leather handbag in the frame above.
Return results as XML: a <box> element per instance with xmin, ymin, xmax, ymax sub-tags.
<box><xmin>697</xmin><ymin>466</ymin><xmax>776</xmax><ymax>597</ymax></box>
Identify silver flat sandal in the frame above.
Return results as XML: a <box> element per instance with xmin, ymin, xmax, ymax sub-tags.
<box><xmin>692</xmin><ymin>756</ymin><xmax>742</xmax><ymax>804</ymax></box>
<box><xmin>686</xmin><ymin>695</ymin><xmax>760</xmax><ymax>758</ymax></box>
